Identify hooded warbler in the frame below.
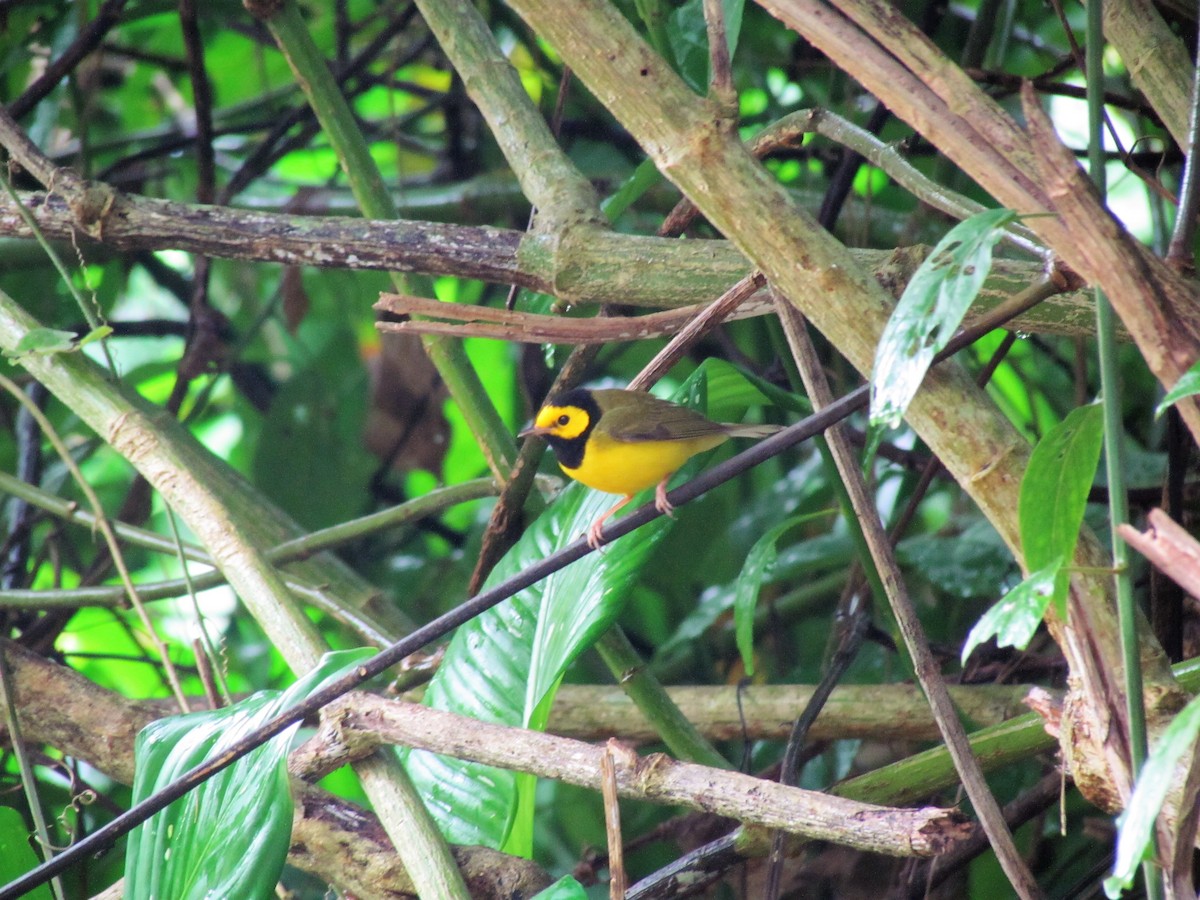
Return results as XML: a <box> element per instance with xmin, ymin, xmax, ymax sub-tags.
<box><xmin>519</xmin><ymin>387</ymin><xmax>781</xmax><ymax>548</ymax></box>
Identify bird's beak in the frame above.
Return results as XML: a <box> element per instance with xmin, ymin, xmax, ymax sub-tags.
<box><xmin>518</xmin><ymin>425</ymin><xmax>549</xmax><ymax>438</ymax></box>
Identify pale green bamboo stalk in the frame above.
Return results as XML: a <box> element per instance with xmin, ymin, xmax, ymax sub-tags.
<box><xmin>1086</xmin><ymin>2</ymin><xmax>1159</xmax><ymax>896</ymax></box>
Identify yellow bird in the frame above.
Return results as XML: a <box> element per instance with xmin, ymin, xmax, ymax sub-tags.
<box><xmin>519</xmin><ymin>387</ymin><xmax>781</xmax><ymax>548</ymax></box>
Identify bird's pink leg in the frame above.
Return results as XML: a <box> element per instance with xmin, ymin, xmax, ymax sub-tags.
<box><xmin>654</xmin><ymin>475</ymin><xmax>676</xmax><ymax>517</ymax></box>
<box><xmin>588</xmin><ymin>495</ymin><xmax>633</xmax><ymax>549</ymax></box>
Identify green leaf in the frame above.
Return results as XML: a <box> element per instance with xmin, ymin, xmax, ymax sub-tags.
<box><xmin>0</xmin><ymin>807</ymin><xmax>52</xmax><ymax>900</ymax></box>
<box><xmin>531</xmin><ymin>875</ymin><xmax>589</xmax><ymax>899</ymax></box>
<box><xmin>77</xmin><ymin>324</ymin><xmax>114</xmax><ymax>348</ymax></box>
<box><xmin>524</xmin><ymin>485</ymin><xmax>669</xmax><ymax>727</ymax></box>
<box><xmin>4</xmin><ymin>327</ymin><xmax>79</xmax><ymax>359</ymax></box>
<box><xmin>1105</xmin><ymin>692</ymin><xmax>1200</xmax><ymax>897</ymax></box>
<box><xmin>125</xmin><ymin>649</ymin><xmax>373</xmax><ymax>900</ymax></box>
<box><xmin>1155</xmin><ymin>360</ymin><xmax>1200</xmax><ymax>418</ymax></box>
<box><xmin>1019</xmin><ymin>403</ymin><xmax>1104</xmax><ymax>577</ymax></box>
<box><xmin>961</xmin><ymin>559</ymin><xmax>1061</xmax><ymax>663</ymax></box>
<box><xmin>870</xmin><ymin>208</ymin><xmax>1017</xmax><ymax>429</ymax></box>
<box><xmin>734</xmin><ymin>513</ymin><xmax>827</xmax><ymax>676</ymax></box>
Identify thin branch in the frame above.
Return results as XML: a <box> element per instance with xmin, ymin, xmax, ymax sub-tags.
<box><xmin>177</xmin><ymin>0</ymin><xmax>216</xmax><ymax>205</ymax></box>
<box><xmin>547</xmin><ymin>682</ymin><xmax>1040</xmax><ymax>743</ymax></box>
<box><xmin>626</xmin><ymin>271</ymin><xmax>765</xmax><ymax>390</ymax></box>
<box><xmin>703</xmin><ymin>0</ymin><xmax>736</xmax><ymax>107</ymax></box>
<box><xmin>378</xmin><ymin>288</ymin><xmax>776</xmax><ymax>343</ymax></box>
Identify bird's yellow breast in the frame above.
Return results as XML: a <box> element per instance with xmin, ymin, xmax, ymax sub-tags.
<box><xmin>560</xmin><ymin>430</ymin><xmax>728</xmax><ymax>497</ymax></box>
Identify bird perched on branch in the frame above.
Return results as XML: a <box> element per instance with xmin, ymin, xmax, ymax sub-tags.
<box><xmin>520</xmin><ymin>387</ymin><xmax>781</xmax><ymax>549</ymax></box>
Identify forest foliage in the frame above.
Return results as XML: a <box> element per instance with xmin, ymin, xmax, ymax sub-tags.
<box><xmin>1</xmin><ymin>0</ymin><xmax>1199</xmax><ymax>897</ymax></box>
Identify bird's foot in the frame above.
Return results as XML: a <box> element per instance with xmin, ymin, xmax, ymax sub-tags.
<box><xmin>586</xmin><ymin>520</ymin><xmax>607</xmax><ymax>551</ymax></box>
<box><xmin>654</xmin><ymin>480</ymin><xmax>675</xmax><ymax>518</ymax></box>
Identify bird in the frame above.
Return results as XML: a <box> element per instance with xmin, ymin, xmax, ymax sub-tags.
<box><xmin>519</xmin><ymin>387</ymin><xmax>781</xmax><ymax>549</ymax></box>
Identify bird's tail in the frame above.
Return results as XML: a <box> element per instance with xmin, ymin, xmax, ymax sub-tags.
<box><xmin>724</xmin><ymin>423</ymin><xmax>784</xmax><ymax>438</ymax></box>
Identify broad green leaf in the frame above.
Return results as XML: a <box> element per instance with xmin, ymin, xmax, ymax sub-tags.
<box><xmin>0</xmin><ymin>807</ymin><xmax>52</xmax><ymax>900</ymax></box>
<box><xmin>1105</xmin><ymin>693</ymin><xmax>1200</xmax><ymax>897</ymax></box>
<box><xmin>1019</xmin><ymin>403</ymin><xmax>1104</xmax><ymax>581</ymax></box>
<box><xmin>734</xmin><ymin>513</ymin><xmax>827</xmax><ymax>676</ymax></box>
<box><xmin>4</xmin><ymin>327</ymin><xmax>78</xmax><ymax>359</ymax></box>
<box><xmin>524</xmin><ymin>484</ymin><xmax>670</xmax><ymax>728</ymax></box>
<box><xmin>125</xmin><ymin>649</ymin><xmax>373</xmax><ymax>900</ymax></box>
<box><xmin>692</xmin><ymin>356</ymin><xmax>777</xmax><ymax>421</ymax></box>
<box><xmin>961</xmin><ymin>559</ymin><xmax>1060</xmax><ymax>663</ymax></box>
<box><xmin>1155</xmin><ymin>361</ymin><xmax>1200</xmax><ymax>418</ymax></box>
<box><xmin>531</xmin><ymin>875</ymin><xmax>589</xmax><ymax>899</ymax></box>
<box><xmin>870</xmin><ymin>208</ymin><xmax>1017</xmax><ymax>429</ymax></box>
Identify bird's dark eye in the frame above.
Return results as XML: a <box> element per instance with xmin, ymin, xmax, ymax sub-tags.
<box><xmin>557</xmin><ymin>414</ymin><xmax>570</xmax><ymax>426</ymax></box>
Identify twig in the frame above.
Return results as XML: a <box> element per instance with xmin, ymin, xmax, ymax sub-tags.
<box><xmin>703</xmin><ymin>0</ymin><xmax>735</xmax><ymax>108</ymax></box>
<box><xmin>626</xmin><ymin>271</ymin><xmax>765</xmax><ymax>391</ymax></box>
<box><xmin>377</xmin><ymin>288</ymin><xmax>776</xmax><ymax>343</ymax></box>
<box><xmin>1164</xmin><ymin>24</ymin><xmax>1200</xmax><ymax>272</ymax></box>
<box><xmin>177</xmin><ymin>0</ymin><xmax>215</xmax><ymax>204</ymax></box>
<box><xmin>601</xmin><ymin>742</ymin><xmax>627</xmax><ymax>899</ymax></box>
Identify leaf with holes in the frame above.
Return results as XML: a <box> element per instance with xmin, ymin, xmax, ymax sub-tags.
<box><xmin>961</xmin><ymin>559</ymin><xmax>1060</xmax><ymax>663</ymax></box>
<box><xmin>870</xmin><ymin>208</ymin><xmax>1017</xmax><ymax>430</ymax></box>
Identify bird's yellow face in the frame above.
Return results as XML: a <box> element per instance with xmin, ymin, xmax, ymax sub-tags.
<box><xmin>529</xmin><ymin>402</ymin><xmax>592</xmax><ymax>441</ymax></box>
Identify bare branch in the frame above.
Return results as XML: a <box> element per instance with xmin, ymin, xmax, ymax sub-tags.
<box><xmin>310</xmin><ymin>693</ymin><xmax>972</xmax><ymax>858</ymax></box>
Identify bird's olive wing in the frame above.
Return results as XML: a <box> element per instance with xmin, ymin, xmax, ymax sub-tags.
<box><xmin>601</xmin><ymin>397</ymin><xmax>730</xmax><ymax>442</ymax></box>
